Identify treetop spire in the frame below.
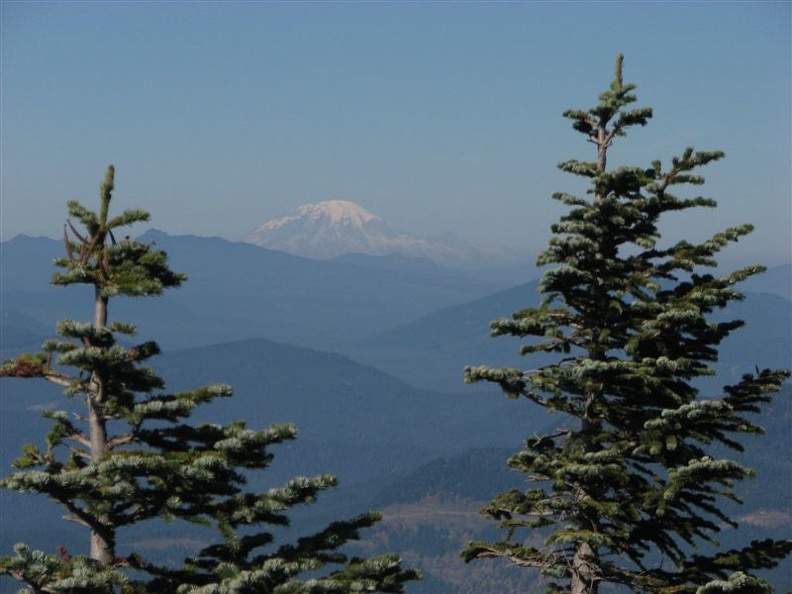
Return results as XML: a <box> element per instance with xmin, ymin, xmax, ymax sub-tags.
<box><xmin>612</xmin><ymin>52</ymin><xmax>624</xmax><ymax>90</ymax></box>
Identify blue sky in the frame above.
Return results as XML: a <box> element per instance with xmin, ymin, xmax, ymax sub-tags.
<box><xmin>2</xmin><ymin>1</ymin><xmax>790</xmax><ymax>266</ymax></box>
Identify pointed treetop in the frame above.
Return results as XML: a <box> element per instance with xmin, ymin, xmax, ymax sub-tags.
<box><xmin>612</xmin><ymin>53</ymin><xmax>624</xmax><ymax>91</ymax></box>
<box><xmin>99</xmin><ymin>164</ymin><xmax>115</xmax><ymax>226</ymax></box>
<box><xmin>55</xmin><ymin>166</ymin><xmax>185</xmax><ymax>297</ymax></box>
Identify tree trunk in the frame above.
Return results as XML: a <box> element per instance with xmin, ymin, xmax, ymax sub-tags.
<box><xmin>89</xmin><ymin>292</ymin><xmax>114</xmax><ymax>564</ymax></box>
<box><xmin>90</xmin><ymin>530</ymin><xmax>114</xmax><ymax>566</ymax></box>
<box><xmin>596</xmin><ymin>122</ymin><xmax>608</xmax><ymax>177</ymax></box>
<box><xmin>571</xmin><ymin>542</ymin><xmax>599</xmax><ymax>594</ymax></box>
<box><xmin>571</xmin><ymin>390</ymin><xmax>602</xmax><ymax>593</ymax></box>
<box><xmin>90</xmin><ymin>292</ymin><xmax>109</xmax><ymax>464</ymax></box>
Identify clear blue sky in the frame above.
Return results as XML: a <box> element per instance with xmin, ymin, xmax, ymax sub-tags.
<box><xmin>2</xmin><ymin>1</ymin><xmax>790</xmax><ymax>266</ymax></box>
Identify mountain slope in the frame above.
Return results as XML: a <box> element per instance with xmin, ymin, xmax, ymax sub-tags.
<box><xmin>0</xmin><ymin>335</ymin><xmax>542</xmax><ymax>496</ymax></box>
<box><xmin>0</xmin><ymin>337</ymin><xmax>546</xmax><ymax>553</ymax></box>
<box><xmin>347</xmin><ymin>272</ymin><xmax>792</xmax><ymax>392</ymax></box>
<box><xmin>345</xmin><ymin>280</ymin><xmax>544</xmax><ymax>392</ymax></box>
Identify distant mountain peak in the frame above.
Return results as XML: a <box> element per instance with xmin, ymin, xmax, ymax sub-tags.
<box><xmin>247</xmin><ymin>200</ymin><xmax>414</xmax><ymax>259</ymax></box>
<box><xmin>259</xmin><ymin>200</ymin><xmax>381</xmax><ymax>232</ymax></box>
<box><xmin>245</xmin><ymin>199</ymin><xmax>525</xmax><ymax>271</ymax></box>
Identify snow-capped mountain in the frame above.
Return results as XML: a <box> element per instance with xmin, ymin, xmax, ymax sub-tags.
<box><xmin>246</xmin><ymin>200</ymin><xmax>417</xmax><ymax>259</ymax></box>
<box><xmin>245</xmin><ymin>200</ymin><xmax>525</xmax><ymax>271</ymax></box>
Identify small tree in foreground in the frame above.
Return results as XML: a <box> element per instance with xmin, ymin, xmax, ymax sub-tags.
<box><xmin>462</xmin><ymin>56</ymin><xmax>791</xmax><ymax>593</ymax></box>
<box><xmin>0</xmin><ymin>165</ymin><xmax>419</xmax><ymax>593</ymax></box>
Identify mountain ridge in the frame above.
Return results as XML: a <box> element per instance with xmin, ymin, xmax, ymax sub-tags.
<box><xmin>0</xmin><ymin>232</ymin><xmax>508</xmax><ymax>352</ymax></box>
<box><xmin>346</xmin><ymin>274</ymin><xmax>792</xmax><ymax>392</ymax></box>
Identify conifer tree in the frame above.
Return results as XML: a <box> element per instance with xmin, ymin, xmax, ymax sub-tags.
<box><xmin>462</xmin><ymin>56</ymin><xmax>791</xmax><ymax>593</ymax></box>
<box><xmin>0</xmin><ymin>166</ymin><xmax>419</xmax><ymax>593</ymax></box>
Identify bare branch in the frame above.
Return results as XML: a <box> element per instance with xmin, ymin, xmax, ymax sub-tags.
<box><xmin>43</xmin><ymin>371</ymin><xmax>77</xmax><ymax>388</ymax></box>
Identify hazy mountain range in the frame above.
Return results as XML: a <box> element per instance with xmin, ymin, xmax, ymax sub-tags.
<box><xmin>1</xmin><ymin>231</ymin><xmax>513</xmax><ymax>352</ymax></box>
<box><xmin>1</xmin><ymin>230</ymin><xmax>790</xmax><ymax>591</ymax></box>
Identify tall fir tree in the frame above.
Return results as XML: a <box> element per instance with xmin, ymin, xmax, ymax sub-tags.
<box><xmin>462</xmin><ymin>56</ymin><xmax>791</xmax><ymax>593</ymax></box>
<box><xmin>0</xmin><ymin>166</ymin><xmax>419</xmax><ymax>593</ymax></box>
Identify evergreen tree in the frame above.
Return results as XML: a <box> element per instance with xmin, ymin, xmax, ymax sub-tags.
<box><xmin>462</xmin><ymin>56</ymin><xmax>791</xmax><ymax>593</ymax></box>
<box><xmin>0</xmin><ymin>166</ymin><xmax>419</xmax><ymax>593</ymax></box>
